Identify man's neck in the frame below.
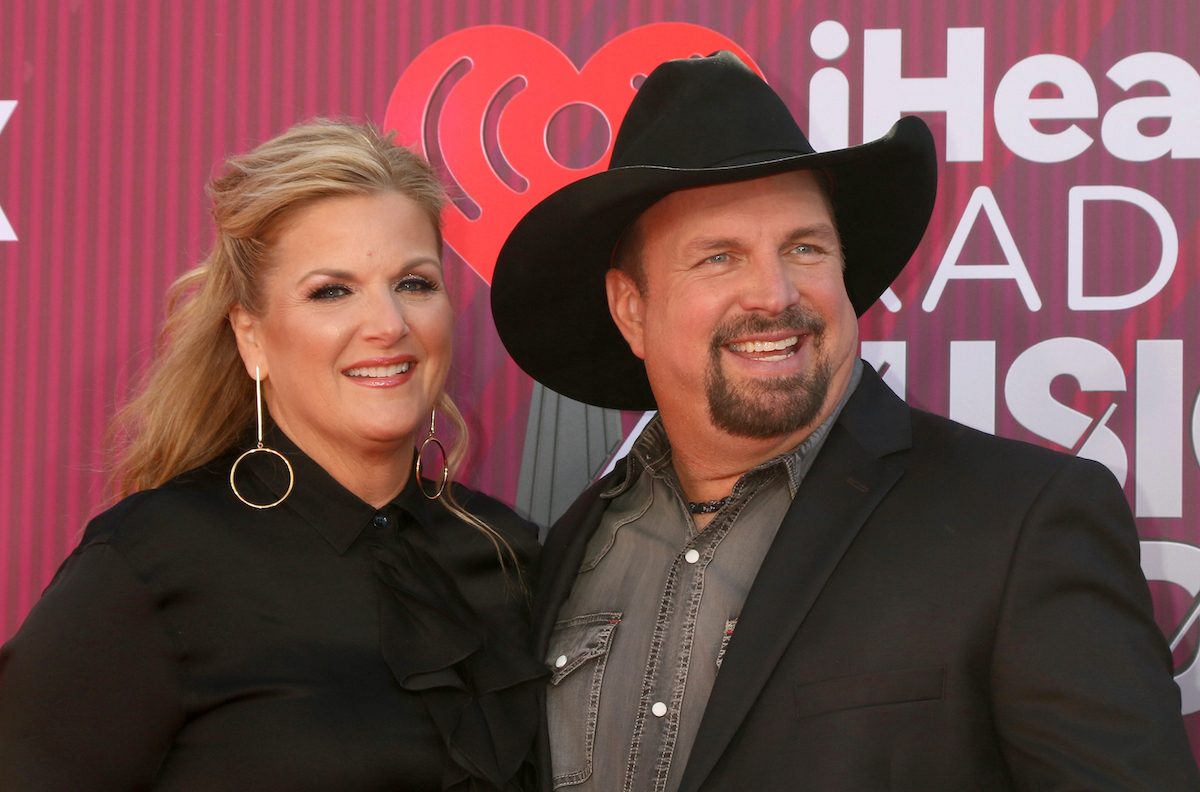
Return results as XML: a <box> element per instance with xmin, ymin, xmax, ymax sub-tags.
<box><xmin>665</xmin><ymin>418</ymin><xmax>813</xmax><ymax>506</ymax></box>
<box><xmin>662</xmin><ymin>360</ymin><xmax>860</xmax><ymax>506</ymax></box>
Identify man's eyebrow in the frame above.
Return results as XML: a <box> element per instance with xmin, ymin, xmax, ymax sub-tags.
<box><xmin>784</xmin><ymin>223</ymin><xmax>839</xmax><ymax>243</ymax></box>
<box><xmin>683</xmin><ymin>224</ymin><xmax>839</xmax><ymax>255</ymax></box>
<box><xmin>683</xmin><ymin>237</ymin><xmax>742</xmax><ymax>255</ymax></box>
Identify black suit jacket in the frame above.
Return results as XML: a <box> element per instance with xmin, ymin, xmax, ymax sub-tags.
<box><xmin>532</xmin><ymin>366</ymin><xmax>1200</xmax><ymax>791</ymax></box>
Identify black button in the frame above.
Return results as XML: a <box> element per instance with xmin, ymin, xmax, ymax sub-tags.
<box><xmin>372</xmin><ymin>515</ymin><xmax>388</xmax><ymax>528</ymax></box>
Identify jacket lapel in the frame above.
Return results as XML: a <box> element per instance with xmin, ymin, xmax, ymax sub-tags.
<box><xmin>678</xmin><ymin>367</ymin><xmax>911</xmax><ymax>792</ymax></box>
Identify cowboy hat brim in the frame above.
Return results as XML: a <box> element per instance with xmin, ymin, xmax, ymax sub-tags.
<box><xmin>491</xmin><ymin>115</ymin><xmax>937</xmax><ymax>412</ymax></box>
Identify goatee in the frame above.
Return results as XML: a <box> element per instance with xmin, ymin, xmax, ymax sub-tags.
<box><xmin>705</xmin><ymin>306</ymin><xmax>832</xmax><ymax>439</ymax></box>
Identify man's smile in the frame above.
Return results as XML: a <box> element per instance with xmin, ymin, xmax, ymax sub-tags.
<box><xmin>726</xmin><ymin>335</ymin><xmax>799</xmax><ymax>362</ymax></box>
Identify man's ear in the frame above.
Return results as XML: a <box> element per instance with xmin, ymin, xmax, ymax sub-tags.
<box><xmin>228</xmin><ymin>304</ymin><xmax>267</xmax><ymax>380</ymax></box>
<box><xmin>605</xmin><ymin>269</ymin><xmax>646</xmax><ymax>360</ymax></box>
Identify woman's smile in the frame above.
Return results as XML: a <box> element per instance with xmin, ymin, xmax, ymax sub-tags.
<box><xmin>343</xmin><ymin>355</ymin><xmax>417</xmax><ymax>386</ymax></box>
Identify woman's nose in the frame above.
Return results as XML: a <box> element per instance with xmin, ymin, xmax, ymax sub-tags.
<box><xmin>360</xmin><ymin>287</ymin><xmax>408</xmax><ymax>344</ymax></box>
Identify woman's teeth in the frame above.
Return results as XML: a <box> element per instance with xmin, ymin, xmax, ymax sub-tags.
<box><xmin>727</xmin><ymin>336</ymin><xmax>799</xmax><ymax>354</ymax></box>
<box><xmin>344</xmin><ymin>362</ymin><xmax>412</xmax><ymax>378</ymax></box>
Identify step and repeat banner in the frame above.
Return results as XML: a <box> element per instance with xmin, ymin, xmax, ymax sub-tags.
<box><xmin>2</xmin><ymin>0</ymin><xmax>1199</xmax><ymax>752</ymax></box>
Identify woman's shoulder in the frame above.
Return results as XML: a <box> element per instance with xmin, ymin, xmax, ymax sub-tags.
<box><xmin>443</xmin><ymin>482</ymin><xmax>541</xmax><ymax>555</ymax></box>
<box><xmin>446</xmin><ymin>482</ymin><xmax>538</xmax><ymax>536</ymax></box>
<box><xmin>80</xmin><ymin>459</ymin><xmax>236</xmax><ymax>556</ymax></box>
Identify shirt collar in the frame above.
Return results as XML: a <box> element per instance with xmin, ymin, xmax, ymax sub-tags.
<box><xmin>603</xmin><ymin>357</ymin><xmax>864</xmax><ymax>500</ymax></box>
<box><xmin>240</xmin><ymin>425</ymin><xmax>439</xmax><ymax>554</ymax></box>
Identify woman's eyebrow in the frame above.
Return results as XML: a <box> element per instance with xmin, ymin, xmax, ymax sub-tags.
<box><xmin>297</xmin><ymin>267</ymin><xmax>355</xmax><ymax>284</ymax></box>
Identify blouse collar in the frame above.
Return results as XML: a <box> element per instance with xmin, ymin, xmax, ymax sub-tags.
<box><xmin>241</xmin><ymin>425</ymin><xmax>439</xmax><ymax>555</ymax></box>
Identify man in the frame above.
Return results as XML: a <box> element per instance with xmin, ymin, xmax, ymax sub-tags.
<box><xmin>491</xmin><ymin>52</ymin><xmax>1200</xmax><ymax>791</ymax></box>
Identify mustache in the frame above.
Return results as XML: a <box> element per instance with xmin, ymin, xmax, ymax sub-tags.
<box><xmin>710</xmin><ymin>305</ymin><xmax>827</xmax><ymax>349</ymax></box>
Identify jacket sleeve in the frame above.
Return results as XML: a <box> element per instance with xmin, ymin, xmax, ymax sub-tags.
<box><xmin>0</xmin><ymin>541</ymin><xmax>185</xmax><ymax>792</ymax></box>
<box><xmin>990</xmin><ymin>457</ymin><xmax>1200</xmax><ymax>791</ymax></box>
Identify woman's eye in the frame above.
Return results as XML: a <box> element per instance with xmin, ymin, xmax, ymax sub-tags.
<box><xmin>397</xmin><ymin>276</ymin><xmax>435</xmax><ymax>292</ymax></box>
<box><xmin>309</xmin><ymin>284</ymin><xmax>351</xmax><ymax>300</ymax></box>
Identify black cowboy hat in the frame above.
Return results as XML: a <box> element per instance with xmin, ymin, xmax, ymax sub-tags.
<box><xmin>491</xmin><ymin>51</ymin><xmax>937</xmax><ymax>411</ymax></box>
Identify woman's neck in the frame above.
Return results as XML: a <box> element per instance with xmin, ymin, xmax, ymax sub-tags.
<box><xmin>273</xmin><ymin>417</ymin><xmax>414</xmax><ymax>509</ymax></box>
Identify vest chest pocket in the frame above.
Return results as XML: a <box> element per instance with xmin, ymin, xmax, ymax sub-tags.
<box><xmin>545</xmin><ymin>612</ymin><xmax>621</xmax><ymax>788</ymax></box>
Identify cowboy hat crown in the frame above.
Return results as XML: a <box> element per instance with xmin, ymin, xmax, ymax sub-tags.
<box><xmin>611</xmin><ymin>50</ymin><xmax>815</xmax><ymax>170</ymax></box>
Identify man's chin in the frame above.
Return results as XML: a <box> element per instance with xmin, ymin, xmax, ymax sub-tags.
<box><xmin>705</xmin><ymin>374</ymin><xmax>831</xmax><ymax>440</ymax></box>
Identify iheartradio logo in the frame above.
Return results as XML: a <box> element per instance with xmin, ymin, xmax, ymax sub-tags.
<box><xmin>384</xmin><ymin>24</ymin><xmax>758</xmax><ymax>285</ymax></box>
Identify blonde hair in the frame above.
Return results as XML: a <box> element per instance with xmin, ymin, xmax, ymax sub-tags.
<box><xmin>112</xmin><ymin>120</ymin><xmax>511</xmax><ymax>563</ymax></box>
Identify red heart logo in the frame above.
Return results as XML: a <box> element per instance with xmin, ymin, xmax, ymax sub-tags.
<box><xmin>385</xmin><ymin>24</ymin><xmax>759</xmax><ymax>285</ymax></box>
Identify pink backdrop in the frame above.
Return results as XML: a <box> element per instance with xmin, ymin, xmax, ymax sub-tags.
<box><xmin>2</xmin><ymin>0</ymin><xmax>1200</xmax><ymax>756</ymax></box>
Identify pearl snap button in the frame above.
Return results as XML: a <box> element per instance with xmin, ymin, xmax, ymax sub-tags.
<box><xmin>684</xmin><ymin>549</ymin><xmax>700</xmax><ymax>564</ymax></box>
<box><xmin>555</xmin><ymin>655</ymin><xmax>567</xmax><ymax>668</ymax></box>
<box><xmin>652</xmin><ymin>702</ymin><xmax>667</xmax><ymax>717</ymax></box>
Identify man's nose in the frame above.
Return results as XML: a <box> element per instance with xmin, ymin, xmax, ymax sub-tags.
<box><xmin>738</xmin><ymin>255</ymin><xmax>801</xmax><ymax>315</ymax></box>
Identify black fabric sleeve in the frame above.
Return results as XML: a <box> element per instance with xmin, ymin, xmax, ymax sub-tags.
<box><xmin>991</xmin><ymin>458</ymin><xmax>1200</xmax><ymax>791</ymax></box>
<box><xmin>0</xmin><ymin>541</ymin><xmax>185</xmax><ymax>792</ymax></box>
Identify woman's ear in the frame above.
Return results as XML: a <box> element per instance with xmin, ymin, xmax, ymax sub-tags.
<box><xmin>229</xmin><ymin>304</ymin><xmax>267</xmax><ymax>380</ymax></box>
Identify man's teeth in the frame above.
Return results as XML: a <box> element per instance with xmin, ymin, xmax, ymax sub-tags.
<box><xmin>345</xmin><ymin>362</ymin><xmax>412</xmax><ymax>378</ymax></box>
<box><xmin>727</xmin><ymin>336</ymin><xmax>799</xmax><ymax>354</ymax></box>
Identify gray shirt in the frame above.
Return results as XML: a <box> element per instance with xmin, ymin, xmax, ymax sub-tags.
<box><xmin>546</xmin><ymin>360</ymin><xmax>863</xmax><ymax>792</ymax></box>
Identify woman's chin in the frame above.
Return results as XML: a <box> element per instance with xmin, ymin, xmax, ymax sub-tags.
<box><xmin>344</xmin><ymin>423</ymin><xmax>422</xmax><ymax>452</ymax></box>
<box><xmin>284</xmin><ymin>421</ymin><xmax>420</xmax><ymax>458</ymax></box>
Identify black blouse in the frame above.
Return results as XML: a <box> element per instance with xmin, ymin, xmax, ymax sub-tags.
<box><xmin>0</xmin><ymin>429</ymin><xmax>545</xmax><ymax>792</ymax></box>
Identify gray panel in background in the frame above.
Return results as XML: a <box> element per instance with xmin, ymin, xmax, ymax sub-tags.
<box><xmin>515</xmin><ymin>382</ymin><xmax>625</xmax><ymax>539</ymax></box>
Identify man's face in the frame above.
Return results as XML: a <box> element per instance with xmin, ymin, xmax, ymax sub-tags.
<box><xmin>606</xmin><ymin>170</ymin><xmax>860</xmax><ymax>440</ymax></box>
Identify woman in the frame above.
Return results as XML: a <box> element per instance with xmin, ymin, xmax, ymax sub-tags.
<box><xmin>0</xmin><ymin>121</ymin><xmax>543</xmax><ymax>791</ymax></box>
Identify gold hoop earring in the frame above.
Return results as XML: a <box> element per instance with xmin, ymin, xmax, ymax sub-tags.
<box><xmin>415</xmin><ymin>411</ymin><xmax>448</xmax><ymax>500</ymax></box>
<box><xmin>229</xmin><ymin>365</ymin><xmax>295</xmax><ymax>509</ymax></box>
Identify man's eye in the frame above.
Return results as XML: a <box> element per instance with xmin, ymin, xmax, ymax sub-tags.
<box><xmin>705</xmin><ymin>253</ymin><xmax>730</xmax><ymax>264</ymax></box>
<box><xmin>309</xmin><ymin>284</ymin><xmax>351</xmax><ymax>300</ymax></box>
<box><xmin>793</xmin><ymin>244</ymin><xmax>816</xmax><ymax>255</ymax></box>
